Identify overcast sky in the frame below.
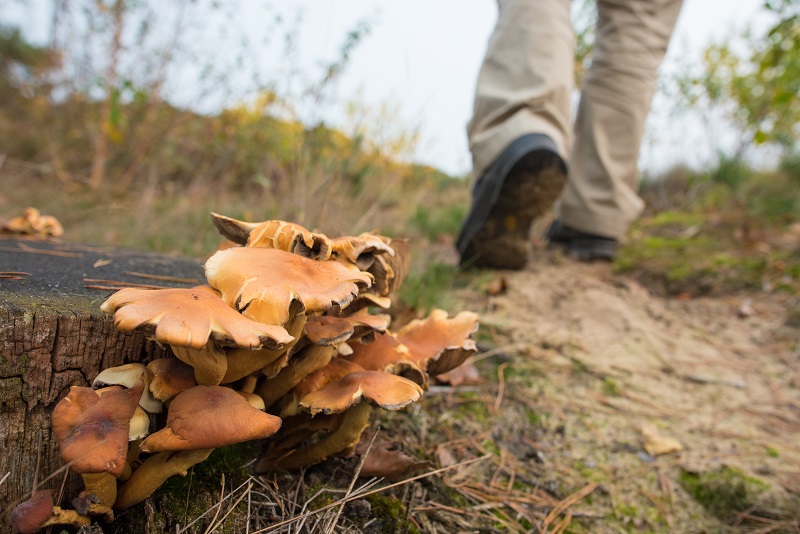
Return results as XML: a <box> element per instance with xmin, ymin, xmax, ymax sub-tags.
<box><xmin>274</xmin><ymin>0</ymin><xmax>767</xmax><ymax>176</ymax></box>
<box><xmin>7</xmin><ymin>0</ymin><xmax>769</xmax><ymax>176</ymax></box>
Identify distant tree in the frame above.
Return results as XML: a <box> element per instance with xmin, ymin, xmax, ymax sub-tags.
<box><xmin>0</xmin><ymin>25</ymin><xmax>57</xmax><ymax>93</ymax></box>
<box><xmin>676</xmin><ymin>0</ymin><xmax>799</xmax><ymax>156</ymax></box>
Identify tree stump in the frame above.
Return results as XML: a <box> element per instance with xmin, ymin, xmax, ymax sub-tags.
<box><xmin>0</xmin><ymin>237</ymin><xmax>204</xmax><ymax>524</ymax></box>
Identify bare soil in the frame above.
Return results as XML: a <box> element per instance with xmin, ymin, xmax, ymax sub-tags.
<box><xmin>406</xmin><ymin>249</ymin><xmax>800</xmax><ymax>532</ymax></box>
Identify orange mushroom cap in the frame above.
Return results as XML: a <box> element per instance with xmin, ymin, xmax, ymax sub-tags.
<box><xmin>329</xmin><ymin>232</ymin><xmax>394</xmax><ymax>270</ymax></box>
<box><xmin>304</xmin><ymin>316</ymin><xmax>355</xmax><ymax>346</ymax></box>
<box><xmin>52</xmin><ymin>383</ymin><xmax>143</xmax><ymax>477</ymax></box>
<box><xmin>397</xmin><ymin>309</ymin><xmax>479</xmax><ymax>376</ymax></box>
<box><xmin>139</xmin><ymin>386</ymin><xmax>282</xmax><ymax>452</ymax></box>
<box><xmin>204</xmin><ymin>247</ymin><xmax>373</xmax><ymax>325</ymax></box>
<box><xmin>344</xmin><ymin>332</ymin><xmax>425</xmax><ymax>386</ymax></box>
<box><xmin>146</xmin><ymin>358</ymin><xmax>197</xmax><ymax>401</ymax></box>
<box><xmin>100</xmin><ymin>285</ymin><xmax>293</xmax><ymax>350</ymax></box>
<box><xmin>299</xmin><ymin>370</ymin><xmax>423</xmax><ymax>415</ymax></box>
<box><xmin>210</xmin><ymin>213</ymin><xmax>332</xmax><ymax>260</ymax></box>
<box><xmin>292</xmin><ymin>358</ymin><xmax>366</xmax><ymax>402</ymax></box>
<box><xmin>367</xmin><ymin>237</ymin><xmax>410</xmax><ymax>297</ymax></box>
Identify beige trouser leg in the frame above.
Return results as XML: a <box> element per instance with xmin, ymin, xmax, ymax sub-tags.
<box><xmin>561</xmin><ymin>0</ymin><xmax>683</xmax><ymax>238</ymax></box>
<box><xmin>467</xmin><ymin>0</ymin><xmax>573</xmax><ymax>181</ymax></box>
<box><xmin>468</xmin><ymin>0</ymin><xmax>683</xmax><ymax>239</ymax></box>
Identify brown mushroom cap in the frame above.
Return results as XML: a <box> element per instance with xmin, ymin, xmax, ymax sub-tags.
<box><xmin>299</xmin><ymin>370</ymin><xmax>423</xmax><ymax>415</ymax></box>
<box><xmin>100</xmin><ymin>285</ymin><xmax>293</xmax><ymax>350</ymax></box>
<box><xmin>205</xmin><ymin>247</ymin><xmax>373</xmax><ymax>325</ymax></box>
<box><xmin>398</xmin><ymin>309</ymin><xmax>479</xmax><ymax>376</ymax></box>
<box><xmin>12</xmin><ymin>490</ymin><xmax>53</xmax><ymax>534</ymax></box>
<box><xmin>210</xmin><ymin>213</ymin><xmax>332</xmax><ymax>260</ymax></box>
<box><xmin>146</xmin><ymin>358</ymin><xmax>197</xmax><ymax>401</ymax></box>
<box><xmin>52</xmin><ymin>383</ymin><xmax>143</xmax><ymax>477</ymax></box>
<box><xmin>139</xmin><ymin>386</ymin><xmax>282</xmax><ymax>452</ymax></box>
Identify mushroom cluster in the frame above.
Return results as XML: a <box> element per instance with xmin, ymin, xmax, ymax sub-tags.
<box><xmin>13</xmin><ymin>213</ymin><xmax>479</xmax><ymax>531</ymax></box>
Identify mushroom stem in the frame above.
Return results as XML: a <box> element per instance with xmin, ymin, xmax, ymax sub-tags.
<box><xmin>115</xmin><ymin>448</ymin><xmax>214</xmax><ymax>509</ymax></box>
<box><xmin>239</xmin><ymin>374</ymin><xmax>258</xmax><ymax>394</ymax></box>
<box><xmin>171</xmin><ymin>345</ymin><xmax>227</xmax><ymax>386</ymax></box>
<box><xmin>81</xmin><ymin>472</ymin><xmax>117</xmax><ymax>509</ymax></box>
<box><xmin>223</xmin><ymin>315</ymin><xmax>307</xmax><ymax>383</ymax></box>
<box><xmin>273</xmin><ymin>403</ymin><xmax>371</xmax><ymax>470</ymax></box>
<box><xmin>257</xmin><ymin>345</ymin><xmax>336</xmax><ymax>408</ymax></box>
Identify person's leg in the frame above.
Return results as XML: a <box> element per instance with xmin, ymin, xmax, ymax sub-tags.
<box><xmin>558</xmin><ymin>0</ymin><xmax>684</xmax><ymax>242</ymax></box>
<box><xmin>467</xmin><ymin>0</ymin><xmax>573</xmax><ymax>180</ymax></box>
<box><xmin>458</xmin><ymin>0</ymin><xmax>573</xmax><ymax>269</ymax></box>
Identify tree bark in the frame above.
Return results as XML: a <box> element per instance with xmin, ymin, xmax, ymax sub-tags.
<box><xmin>0</xmin><ymin>237</ymin><xmax>204</xmax><ymax>526</ymax></box>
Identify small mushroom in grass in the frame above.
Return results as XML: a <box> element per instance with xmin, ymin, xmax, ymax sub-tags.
<box><xmin>210</xmin><ymin>213</ymin><xmax>332</xmax><ymax>260</ymax></box>
<box><xmin>267</xmin><ymin>371</ymin><xmax>423</xmax><ymax>470</ymax></box>
<box><xmin>146</xmin><ymin>358</ymin><xmax>197</xmax><ymax>402</ymax></box>
<box><xmin>101</xmin><ymin>285</ymin><xmax>293</xmax><ymax>386</ymax></box>
<box><xmin>204</xmin><ymin>247</ymin><xmax>373</xmax><ymax>326</ymax></box>
<box><xmin>1</xmin><ymin>207</ymin><xmax>64</xmax><ymax>237</ymax></box>
<box><xmin>140</xmin><ymin>386</ymin><xmax>282</xmax><ymax>452</ymax></box>
<box><xmin>115</xmin><ymin>448</ymin><xmax>214</xmax><ymax>510</ymax></box>
<box><xmin>93</xmin><ymin>362</ymin><xmax>162</xmax><ymax>413</ymax></box>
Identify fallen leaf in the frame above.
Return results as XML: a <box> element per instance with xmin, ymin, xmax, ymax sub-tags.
<box><xmin>434</xmin><ymin>444</ymin><xmax>458</xmax><ymax>467</ymax></box>
<box><xmin>93</xmin><ymin>258</ymin><xmax>113</xmax><ymax>268</ymax></box>
<box><xmin>640</xmin><ymin>422</ymin><xmax>683</xmax><ymax>456</ymax></box>
<box><xmin>435</xmin><ymin>361</ymin><xmax>483</xmax><ymax>387</ymax></box>
<box><xmin>484</xmin><ymin>276</ymin><xmax>507</xmax><ymax>296</ymax></box>
<box><xmin>354</xmin><ymin>434</ymin><xmax>431</xmax><ymax>480</ymax></box>
<box><xmin>737</xmin><ymin>298</ymin><xmax>755</xmax><ymax>318</ymax></box>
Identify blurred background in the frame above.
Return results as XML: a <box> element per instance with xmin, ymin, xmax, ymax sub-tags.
<box><xmin>1</xmin><ymin>0</ymin><xmax>798</xmax><ymax>300</ymax></box>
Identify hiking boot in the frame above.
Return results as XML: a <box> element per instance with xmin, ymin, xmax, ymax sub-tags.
<box><xmin>456</xmin><ymin>134</ymin><xmax>567</xmax><ymax>270</ymax></box>
<box><xmin>546</xmin><ymin>220</ymin><xmax>618</xmax><ymax>261</ymax></box>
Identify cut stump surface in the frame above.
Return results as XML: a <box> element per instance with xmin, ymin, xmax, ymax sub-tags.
<box><xmin>0</xmin><ymin>237</ymin><xmax>204</xmax><ymax>524</ymax></box>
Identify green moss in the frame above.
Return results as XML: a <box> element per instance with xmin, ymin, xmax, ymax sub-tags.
<box><xmin>679</xmin><ymin>466</ymin><xmax>769</xmax><ymax>522</ymax></box>
<box><xmin>110</xmin><ymin>442</ymin><xmax>259</xmax><ymax>533</ymax></box>
<box><xmin>601</xmin><ymin>377</ymin><xmax>620</xmax><ymax>397</ymax></box>
<box><xmin>0</xmin><ymin>352</ymin><xmax>28</xmax><ymax>377</ymax></box>
<box><xmin>398</xmin><ymin>262</ymin><xmax>463</xmax><ymax>313</ymax></box>
<box><xmin>365</xmin><ymin>494</ymin><xmax>420</xmax><ymax>534</ymax></box>
<box><xmin>526</xmin><ymin>409</ymin><xmax>546</xmax><ymax>428</ymax></box>
<box><xmin>0</xmin><ymin>377</ymin><xmax>22</xmax><ymax>408</ymax></box>
<box><xmin>766</xmin><ymin>446</ymin><xmax>780</xmax><ymax>458</ymax></box>
<box><xmin>453</xmin><ymin>392</ymin><xmax>491</xmax><ymax>423</ymax></box>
